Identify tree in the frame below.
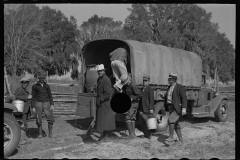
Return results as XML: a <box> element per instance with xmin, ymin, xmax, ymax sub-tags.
<box><xmin>123</xmin><ymin>4</ymin><xmax>235</xmax><ymax>83</ymax></box>
<box><xmin>79</xmin><ymin>14</ymin><xmax>126</xmax><ymax>45</ymax></box>
<box><xmin>40</xmin><ymin>6</ymin><xmax>80</xmax><ymax>76</ymax></box>
<box><xmin>4</xmin><ymin>4</ymin><xmax>47</xmax><ymax>76</ymax></box>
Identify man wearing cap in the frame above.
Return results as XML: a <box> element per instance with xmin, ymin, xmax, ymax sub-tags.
<box><xmin>95</xmin><ymin>64</ymin><xmax>116</xmax><ymax>142</ymax></box>
<box><xmin>31</xmin><ymin>73</ymin><xmax>55</xmax><ymax>138</ymax></box>
<box><xmin>14</xmin><ymin>77</ymin><xmax>32</xmax><ymax>145</ymax></box>
<box><xmin>138</xmin><ymin>76</ymin><xmax>155</xmax><ymax>139</ymax></box>
<box><xmin>122</xmin><ymin>74</ymin><xmax>142</xmax><ymax>138</ymax></box>
<box><xmin>109</xmin><ymin>45</ymin><xmax>130</xmax><ymax>93</ymax></box>
<box><xmin>159</xmin><ymin>73</ymin><xmax>187</xmax><ymax>144</ymax></box>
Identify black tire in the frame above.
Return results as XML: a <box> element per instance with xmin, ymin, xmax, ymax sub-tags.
<box><xmin>214</xmin><ymin>100</ymin><xmax>228</xmax><ymax>122</ymax></box>
<box><xmin>4</xmin><ymin>113</ymin><xmax>21</xmax><ymax>157</ymax></box>
<box><xmin>154</xmin><ymin>102</ymin><xmax>169</xmax><ymax>132</ymax></box>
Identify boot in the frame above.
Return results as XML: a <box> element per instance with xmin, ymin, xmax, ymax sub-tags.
<box><xmin>98</xmin><ymin>131</ymin><xmax>109</xmax><ymax>142</ymax></box>
<box><xmin>48</xmin><ymin>123</ymin><xmax>53</xmax><ymax>138</ymax></box>
<box><xmin>19</xmin><ymin>130</ymin><xmax>28</xmax><ymax>145</ymax></box>
<box><xmin>165</xmin><ymin>123</ymin><xmax>174</xmax><ymax>142</ymax></box>
<box><xmin>175</xmin><ymin>128</ymin><xmax>183</xmax><ymax>143</ymax></box>
<box><xmin>126</xmin><ymin>121</ymin><xmax>135</xmax><ymax>138</ymax></box>
<box><xmin>131</xmin><ymin>121</ymin><xmax>136</xmax><ymax>138</ymax></box>
<box><xmin>38</xmin><ymin>125</ymin><xmax>42</xmax><ymax>138</ymax></box>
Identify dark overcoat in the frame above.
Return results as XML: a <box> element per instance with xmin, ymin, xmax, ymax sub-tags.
<box><xmin>139</xmin><ymin>85</ymin><xmax>154</xmax><ymax>113</ymax></box>
<box><xmin>96</xmin><ymin>74</ymin><xmax>116</xmax><ymax>131</ymax></box>
<box><xmin>164</xmin><ymin>83</ymin><xmax>187</xmax><ymax>114</ymax></box>
<box><xmin>14</xmin><ymin>86</ymin><xmax>31</xmax><ymax>114</ymax></box>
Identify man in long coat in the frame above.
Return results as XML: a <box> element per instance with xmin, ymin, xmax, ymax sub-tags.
<box><xmin>96</xmin><ymin>64</ymin><xmax>116</xmax><ymax>142</ymax></box>
<box><xmin>14</xmin><ymin>77</ymin><xmax>32</xmax><ymax>144</ymax></box>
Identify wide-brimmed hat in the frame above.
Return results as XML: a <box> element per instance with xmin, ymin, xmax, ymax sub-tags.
<box><xmin>97</xmin><ymin>64</ymin><xmax>106</xmax><ymax>71</ymax></box>
<box><xmin>20</xmin><ymin>77</ymin><xmax>30</xmax><ymax>82</ymax></box>
<box><xmin>168</xmin><ymin>73</ymin><xmax>177</xmax><ymax>79</ymax></box>
<box><xmin>143</xmin><ymin>76</ymin><xmax>150</xmax><ymax>81</ymax></box>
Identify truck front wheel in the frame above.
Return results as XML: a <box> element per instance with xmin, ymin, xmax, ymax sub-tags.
<box><xmin>4</xmin><ymin>113</ymin><xmax>21</xmax><ymax>157</ymax></box>
<box><xmin>214</xmin><ymin>100</ymin><xmax>228</xmax><ymax>122</ymax></box>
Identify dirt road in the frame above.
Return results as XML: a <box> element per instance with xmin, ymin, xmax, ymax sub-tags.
<box><xmin>9</xmin><ymin>101</ymin><xmax>235</xmax><ymax>159</ymax></box>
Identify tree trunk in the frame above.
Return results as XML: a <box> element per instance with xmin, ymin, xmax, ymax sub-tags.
<box><xmin>78</xmin><ymin>73</ymin><xmax>84</xmax><ymax>93</ymax></box>
<box><xmin>214</xmin><ymin>67</ymin><xmax>217</xmax><ymax>93</ymax></box>
<box><xmin>4</xmin><ymin>67</ymin><xmax>12</xmax><ymax>95</ymax></box>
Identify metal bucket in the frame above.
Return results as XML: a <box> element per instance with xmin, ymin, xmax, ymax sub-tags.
<box><xmin>12</xmin><ymin>100</ymin><xmax>24</xmax><ymax>113</ymax></box>
<box><xmin>146</xmin><ymin>117</ymin><xmax>157</xmax><ymax>130</ymax></box>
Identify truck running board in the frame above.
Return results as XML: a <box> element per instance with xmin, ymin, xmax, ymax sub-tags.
<box><xmin>191</xmin><ymin>112</ymin><xmax>212</xmax><ymax>117</ymax></box>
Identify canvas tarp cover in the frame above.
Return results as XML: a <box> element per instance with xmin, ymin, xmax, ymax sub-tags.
<box><xmin>125</xmin><ymin>40</ymin><xmax>202</xmax><ymax>87</ymax></box>
<box><xmin>82</xmin><ymin>39</ymin><xmax>202</xmax><ymax>87</ymax></box>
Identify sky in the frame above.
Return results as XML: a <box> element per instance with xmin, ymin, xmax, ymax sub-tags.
<box><xmin>36</xmin><ymin>4</ymin><xmax>235</xmax><ymax>48</ymax></box>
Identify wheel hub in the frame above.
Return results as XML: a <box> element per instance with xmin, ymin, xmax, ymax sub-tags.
<box><xmin>4</xmin><ymin>123</ymin><xmax>13</xmax><ymax>149</ymax></box>
<box><xmin>220</xmin><ymin>104</ymin><xmax>227</xmax><ymax>117</ymax></box>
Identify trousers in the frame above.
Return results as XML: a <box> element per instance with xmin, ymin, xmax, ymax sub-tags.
<box><xmin>34</xmin><ymin>101</ymin><xmax>55</xmax><ymax>125</ymax></box>
<box><xmin>125</xmin><ymin>102</ymin><xmax>139</xmax><ymax>122</ymax></box>
<box><xmin>168</xmin><ymin>104</ymin><xmax>181</xmax><ymax>129</ymax></box>
<box><xmin>138</xmin><ymin>111</ymin><xmax>152</xmax><ymax>137</ymax></box>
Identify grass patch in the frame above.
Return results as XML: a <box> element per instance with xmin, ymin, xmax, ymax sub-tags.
<box><xmin>180</xmin><ymin>137</ymin><xmax>235</xmax><ymax>159</ymax></box>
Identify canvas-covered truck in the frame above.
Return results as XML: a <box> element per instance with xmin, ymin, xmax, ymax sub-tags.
<box><xmin>76</xmin><ymin>39</ymin><xmax>228</xmax><ymax>132</ymax></box>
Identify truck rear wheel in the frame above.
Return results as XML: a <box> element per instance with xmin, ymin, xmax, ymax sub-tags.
<box><xmin>214</xmin><ymin>100</ymin><xmax>228</xmax><ymax>122</ymax></box>
<box><xmin>4</xmin><ymin>113</ymin><xmax>21</xmax><ymax>157</ymax></box>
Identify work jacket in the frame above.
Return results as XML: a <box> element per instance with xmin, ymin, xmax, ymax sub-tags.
<box><xmin>139</xmin><ymin>85</ymin><xmax>154</xmax><ymax>113</ymax></box>
<box><xmin>14</xmin><ymin>86</ymin><xmax>31</xmax><ymax>114</ymax></box>
<box><xmin>164</xmin><ymin>83</ymin><xmax>187</xmax><ymax>114</ymax></box>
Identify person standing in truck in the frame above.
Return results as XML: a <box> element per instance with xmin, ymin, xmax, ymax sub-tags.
<box><xmin>31</xmin><ymin>73</ymin><xmax>55</xmax><ymax>138</ymax></box>
<box><xmin>138</xmin><ymin>76</ymin><xmax>155</xmax><ymax>139</ymax></box>
<box><xmin>159</xmin><ymin>73</ymin><xmax>187</xmax><ymax>144</ymax></box>
<box><xmin>95</xmin><ymin>64</ymin><xmax>116</xmax><ymax>142</ymax></box>
<box><xmin>109</xmin><ymin>45</ymin><xmax>130</xmax><ymax>93</ymax></box>
<box><xmin>14</xmin><ymin>77</ymin><xmax>32</xmax><ymax>145</ymax></box>
<box><xmin>122</xmin><ymin>74</ymin><xmax>142</xmax><ymax>138</ymax></box>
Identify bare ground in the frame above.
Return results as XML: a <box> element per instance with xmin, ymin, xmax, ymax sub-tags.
<box><xmin>9</xmin><ymin>101</ymin><xmax>235</xmax><ymax>159</ymax></box>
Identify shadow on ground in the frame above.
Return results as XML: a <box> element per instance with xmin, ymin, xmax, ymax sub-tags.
<box><xmin>26</xmin><ymin>128</ymin><xmax>47</xmax><ymax>139</ymax></box>
<box><xmin>156</xmin><ymin>133</ymin><xmax>171</xmax><ymax>147</ymax></box>
<box><xmin>65</xmin><ymin>117</ymin><xmax>149</xmax><ymax>140</ymax></box>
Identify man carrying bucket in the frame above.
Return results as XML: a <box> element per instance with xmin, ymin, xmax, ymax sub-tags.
<box><xmin>14</xmin><ymin>77</ymin><xmax>32</xmax><ymax>145</ymax></box>
<box><xmin>138</xmin><ymin>76</ymin><xmax>155</xmax><ymax>139</ymax></box>
<box><xmin>159</xmin><ymin>73</ymin><xmax>187</xmax><ymax>144</ymax></box>
<box><xmin>31</xmin><ymin>72</ymin><xmax>55</xmax><ymax>138</ymax></box>
<box><xmin>122</xmin><ymin>74</ymin><xmax>142</xmax><ymax>138</ymax></box>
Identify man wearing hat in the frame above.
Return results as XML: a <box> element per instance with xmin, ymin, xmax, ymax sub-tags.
<box><xmin>138</xmin><ymin>76</ymin><xmax>155</xmax><ymax>139</ymax></box>
<box><xmin>14</xmin><ymin>77</ymin><xmax>32</xmax><ymax>145</ymax></box>
<box><xmin>122</xmin><ymin>73</ymin><xmax>142</xmax><ymax>138</ymax></box>
<box><xmin>31</xmin><ymin>72</ymin><xmax>55</xmax><ymax>138</ymax></box>
<box><xmin>95</xmin><ymin>64</ymin><xmax>116</xmax><ymax>142</ymax></box>
<box><xmin>109</xmin><ymin>45</ymin><xmax>130</xmax><ymax>93</ymax></box>
<box><xmin>159</xmin><ymin>73</ymin><xmax>187</xmax><ymax>144</ymax></box>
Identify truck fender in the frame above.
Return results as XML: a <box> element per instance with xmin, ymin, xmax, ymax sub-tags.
<box><xmin>4</xmin><ymin>103</ymin><xmax>18</xmax><ymax>113</ymax></box>
<box><xmin>207</xmin><ymin>95</ymin><xmax>229</xmax><ymax>115</ymax></box>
